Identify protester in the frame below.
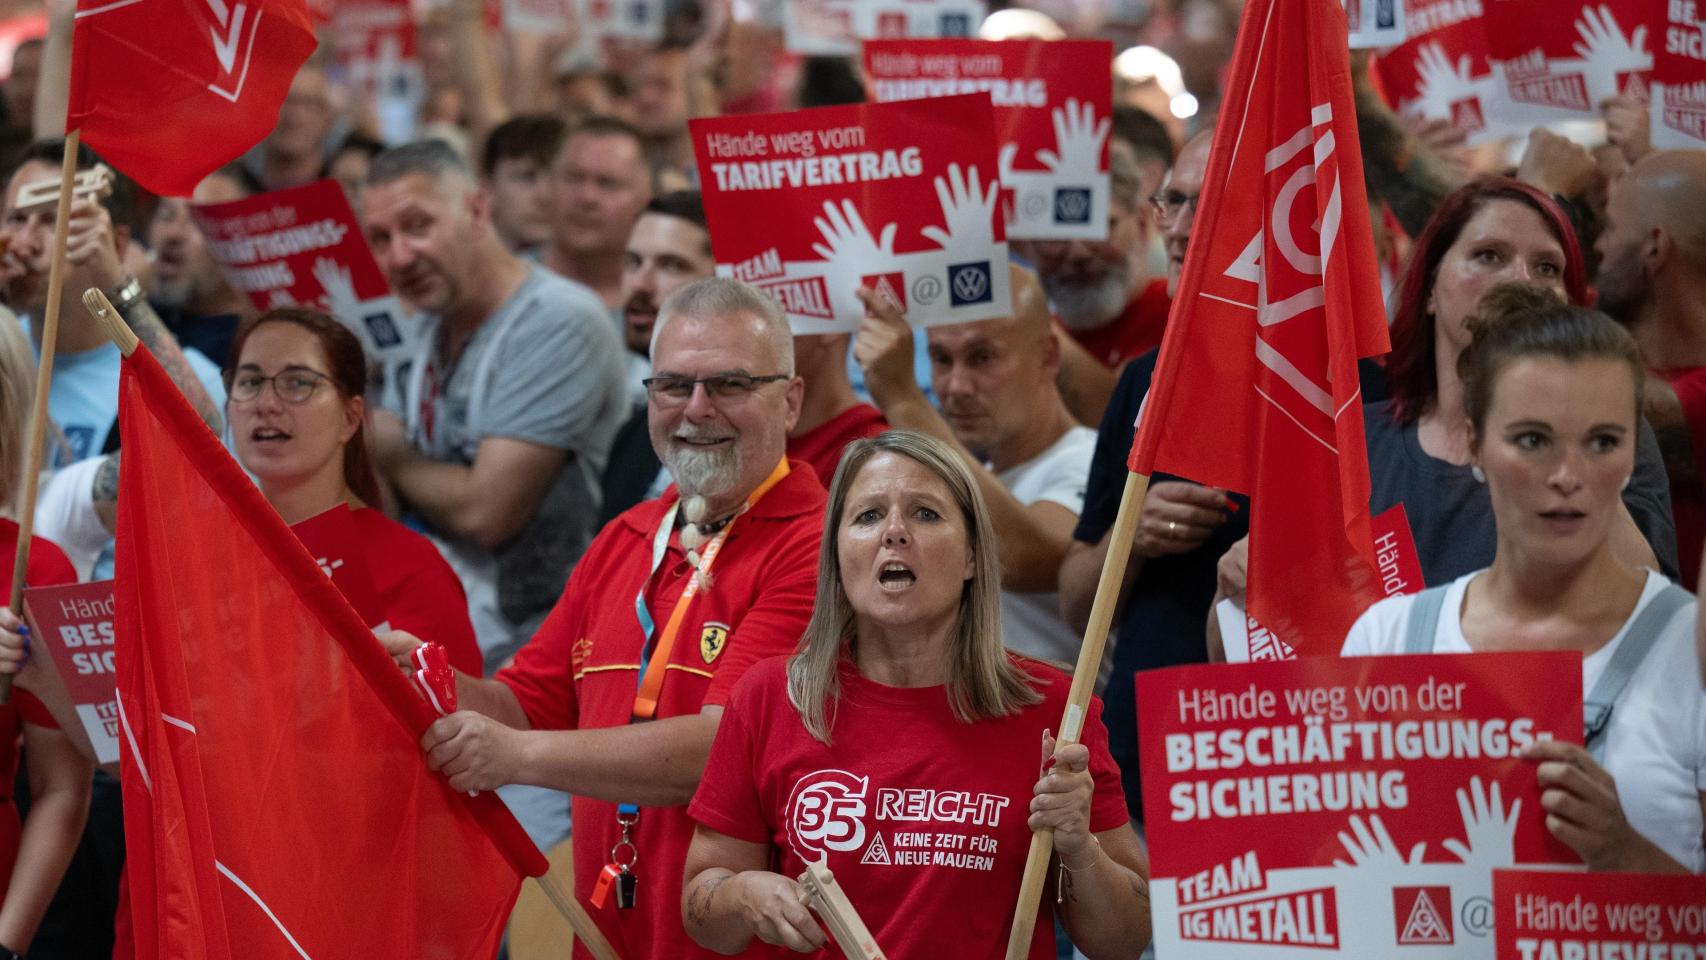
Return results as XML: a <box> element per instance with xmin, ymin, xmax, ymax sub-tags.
<box><xmin>382</xmin><ymin>278</ymin><xmax>825</xmax><ymax>959</ymax></box>
<box><xmin>479</xmin><ymin>113</ymin><xmax>566</xmax><ymax>256</ymax></box>
<box><xmin>145</xmin><ymin>166</ymin><xmax>254</xmax><ymax>369</ymax></box>
<box><xmin>786</xmin><ymin>329</ymin><xmax>885</xmax><ymax>486</ymax></box>
<box><xmin>243</xmin><ymin>61</ymin><xmax>340</xmax><ymax>193</ymax></box>
<box><xmin>0</xmin><ymin>315</ymin><xmax>99</xmax><ymax>957</ymax></box>
<box><xmin>359</xmin><ymin>138</ymin><xmax>624</xmax><ymax>672</ymax></box>
<box><xmin>681</xmin><ymin>430</ymin><xmax>1150</xmax><ymax>957</ymax></box>
<box><xmin>1057</xmin><ymin>130</ymin><xmax>1243</xmax><ymax>823</ymax></box>
<box><xmin>629</xmin><ymin>40</ymin><xmax>697</xmax><ymax>176</ymax></box>
<box><xmin>1343</xmin><ymin>284</ymin><xmax>1705</xmax><ymax>874</ymax></box>
<box><xmin>1594</xmin><ymin>151</ymin><xmax>1706</xmax><ymax>587</ymax></box>
<box><xmin>540</xmin><ymin>117</ymin><xmax>656</xmax><ymax>311</ymax></box>
<box><xmin>224</xmin><ymin>308</ymin><xmax>480</xmax><ymax>673</ymax></box>
<box><xmin>858</xmin><ymin>267</ymin><xmax>1094</xmax><ymax>666</ymax></box>
<box><xmin>1</xmin><ymin>138</ymin><xmax>228</xmax><ymax>466</ymax></box>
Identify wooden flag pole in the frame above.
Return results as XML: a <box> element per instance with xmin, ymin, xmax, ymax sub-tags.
<box><xmin>4</xmin><ymin>131</ymin><xmax>85</xmax><ymax>706</ymax></box>
<box><xmin>89</xmin><ymin>288</ymin><xmax>619</xmax><ymax>960</ymax></box>
<box><xmin>799</xmin><ymin>861</ymin><xmax>886</xmax><ymax>959</ymax></box>
<box><xmin>1003</xmin><ymin>470</ymin><xmax>1151</xmax><ymax>959</ymax></box>
<box><xmin>534</xmin><ymin>867</ymin><xmax>622</xmax><ymax>960</ymax></box>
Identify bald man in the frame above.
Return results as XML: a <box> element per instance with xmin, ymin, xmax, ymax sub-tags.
<box><xmin>1597</xmin><ymin>150</ymin><xmax>1706</xmax><ymax>584</ymax></box>
<box><xmin>856</xmin><ymin>265</ymin><xmax>1094</xmax><ymax>665</ymax></box>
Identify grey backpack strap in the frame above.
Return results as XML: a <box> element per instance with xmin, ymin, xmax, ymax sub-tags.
<box><xmin>1401</xmin><ymin>585</ymin><xmax>1452</xmax><ymax>654</ymax></box>
<box><xmin>1583</xmin><ymin>583</ymin><xmax>1693</xmax><ymax>760</ymax></box>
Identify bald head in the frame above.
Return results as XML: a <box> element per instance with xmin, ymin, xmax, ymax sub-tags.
<box><xmin>1595</xmin><ymin>150</ymin><xmax>1706</xmax><ymax>323</ymax></box>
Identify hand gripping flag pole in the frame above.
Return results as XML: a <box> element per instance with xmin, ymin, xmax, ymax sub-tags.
<box><xmin>81</xmin><ymin>285</ymin><xmax>625</xmax><ymax>960</ymax></box>
<box><xmin>3</xmin><ymin>132</ymin><xmax>85</xmax><ymax>706</ymax></box>
<box><xmin>1002</xmin><ymin>472</ymin><xmax>1149</xmax><ymax>958</ymax></box>
<box><xmin>799</xmin><ymin>860</ymin><xmax>888</xmax><ymax>959</ymax></box>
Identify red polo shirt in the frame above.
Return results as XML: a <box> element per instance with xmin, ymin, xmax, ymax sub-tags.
<box><xmin>495</xmin><ymin>462</ymin><xmax>826</xmax><ymax>960</ymax></box>
<box><xmin>1065</xmin><ymin>277</ymin><xmax>1172</xmax><ymax>369</ymax></box>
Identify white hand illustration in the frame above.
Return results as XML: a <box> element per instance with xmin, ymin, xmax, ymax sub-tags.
<box><xmin>1333</xmin><ymin>813</ymin><xmax>1427</xmax><ymax>868</ymax></box>
<box><xmin>811</xmin><ymin>199</ymin><xmax>897</xmax><ymax>265</ymax></box>
<box><xmin>1441</xmin><ymin>775</ymin><xmax>1520</xmax><ymax>868</ymax></box>
<box><xmin>265</xmin><ymin>289</ymin><xmax>295</xmax><ymax>311</ymax></box>
<box><xmin>1036</xmin><ymin>97</ymin><xmax>1111</xmax><ymax>181</ymax></box>
<box><xmin>921</xmin><ymin>163</ymin><xmax>998</xmax><ymax>252</ymax></box>
<box><xmin>998</xmin><ymin>142</ymin><xmax>1019</xmax><ymax>184</ymax></box>
<box><xmin>1571</xmin><ymin>4</ymin><xmax>1650</xmax><ymax>101</ymax></box>
<box><xmin>313</xmin><ymin>256</ymin><xmax>362</xmax><ymax>322</ymax></box>
<box><xmin>1410</xmin><ymin>41</ymin><xmax>1481</xmax><ymax>120</ymax></box>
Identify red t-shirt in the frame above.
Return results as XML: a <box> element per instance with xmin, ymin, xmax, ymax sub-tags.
<box><xmin>0</xmin><ymin>519</ymin><xmax>73</xmax><ymax>901</ymax></box>
<box><xmin>495</xmin><ymin>463</ymin><xmax>826</xmax><ymax>960</ymax></box>
<box><xmin>1065</xmin><ymin>277</ymin><xmax>1172</xmax><ymax>369</ymax></box>
<box><xmin>1657</xmin><ymin>367</ymin><xmax>1706</xmax><ymax>588</ymax></box>
<box><xmin>690</xmin><ymin>655</ymin><xmax>1128</xmax><ymax>959</ymax></box>
<box><xmin>348</xmin><ymin>508</ymin><xmax>482</xmax><ymax>676</ymax></box>
<box><xmin>787</xmin><ymin>404</ymin><xmax>888</xmax><ymax>486</ymax></box>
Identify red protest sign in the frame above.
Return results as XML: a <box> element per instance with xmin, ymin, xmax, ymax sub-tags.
<box><xmin>290</xmin><ymin>505</ymin><xmax>387</xmax><ymax>631</ymax></box>
<box><xmin>22</xmin><ymin>580</ymin><xmax>118</xmax><ymax>767</ymax></box>
<box><xmin>784</xmin><ymin>0</ymin><xmax>984</xmax><ymax>56</ymax></box>
<box><xmin>1138</xmin><ymin>653</ymin><xmax>1582</xmax><ymax>957</ymax></box>
<box><xmin>691</xmin><ymin>95</ymin><xmax>1011</xmax><ymax>333</ymax></box>
<box><xmin>864</xmin><ymin>39</ymin><xmax>1113</xmax><ymax>241</ymax></box>
<box><xmin>1371</xmin><ymin>505</ymin><xmax>1424</xmax><ymax>599</ymax></box>
<box><xmin>193</xmin><ymin>179</ymin><xmax>416</xmax><ymax>369</ymax></box>
<box><xmin>1484</xmin><ymin>0</ymin><xmax>1654</xmax><ymax>124</ymax></box>
<box><xmin>1376</xmin><ymin>0</ymin><xmax>1505</xmax><ymax>143</ymax></box>
<box><xmin>1653</xmin><ymin>1</ymin><xmax>1706</xmax><ymax>149</ymax></box>
<box><xmin>1493</xmin><ymin>869</ymin><xmax>1706</xmax><ymax>959</ymax></box>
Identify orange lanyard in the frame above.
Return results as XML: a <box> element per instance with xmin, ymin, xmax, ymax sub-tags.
<box><xmin>630</xmin><ymin>457</ymin><xmax>791</xmax><ymax>720</ymax></box>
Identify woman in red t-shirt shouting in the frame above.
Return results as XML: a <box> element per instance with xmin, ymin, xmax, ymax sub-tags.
<box><xmin>683</xmin><ymin>430</ymin><xmax>1150</xmax><ymax>958</ymax></box>
<box><xmin>223</xmin><ymin>308</ymin><xmax>480</xmax><ymax>675</ymax></box>
<box><xmin>0</xmin><ymin>315</ymin><xmax>98</xmax><ymax>957</ymax></box>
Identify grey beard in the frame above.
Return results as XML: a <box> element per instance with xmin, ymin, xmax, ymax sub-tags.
<box><xmin>1043</xmin><ymin>266</ymin><xmax>1134</xmax><ymax>333</ymax></box>
<box><xmin>664</xmin><ymin>442</ymin><xmax>741</xmax><ymax>499</ymax></box>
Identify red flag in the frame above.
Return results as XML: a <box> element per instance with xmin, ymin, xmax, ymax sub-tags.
<box><xmin>113</xmin><ymin>346</ymin><xmax>546</xmax><ymax>958</ymax></box>
<box><xmin>67</xmin><ymin>0</ymin><xmax>316</xmax><ymax>196</ymax></box>
<box><xmin>1128</xmin><ymin>0</ymin><xmax>1390</xmax><ymax>657</ymax></box>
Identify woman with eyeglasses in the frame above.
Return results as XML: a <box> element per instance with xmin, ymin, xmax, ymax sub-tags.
<box><xmin>224</xmin><ymin>308</ymin><xmax>481</xmax><ymax>674</ymax></box>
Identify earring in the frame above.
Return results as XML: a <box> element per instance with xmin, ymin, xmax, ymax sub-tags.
<box><xmin>1471</xmin><ymin>465</ymin><xmax>1485</xmax><ymax>483</ymax></box>
<box><xmin>1622</xmin><ymin>475</ymin><xmax>1632</xmax><ymax>492</ymax></box>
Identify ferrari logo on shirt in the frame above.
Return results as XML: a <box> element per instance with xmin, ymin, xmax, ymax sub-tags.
<box><xmin>700</xmin><ymin>623</ymin><xmax>730</xmax><ymax>664</ymax></box>
<box><xmin>571</xmin><ymin>637</ymin><xmax>593</xmax><ymax>673</ymax></box>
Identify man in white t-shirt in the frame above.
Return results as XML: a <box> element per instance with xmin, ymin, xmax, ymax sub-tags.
<box><xmin>857</xmin><ymin>265</ymin><xmax>1094</xmax><ymax>665</ymax></box>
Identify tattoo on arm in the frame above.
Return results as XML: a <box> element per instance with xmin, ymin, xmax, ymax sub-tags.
<box><xmin>687</xmin><ymin>872</ymin><xmax>730</xmax><ymax>929</ymax></box>
<box><xmin>91</xmin><ymin>453</ymin><xmax>119</xmax><ymax>533</ymax></box>
<box><xmin>125</xmin><ymin>299</ymin><xmax>224</xmax><ymax>433</ymax></box>
<box><xmin>1353</xmin><ymin>85</ymin><xmax>1464</xmax><ymax>238</ymax></box>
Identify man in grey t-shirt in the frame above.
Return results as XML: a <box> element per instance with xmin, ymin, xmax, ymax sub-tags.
<box><xmin>362</xmin><ymin>139</ymin><xmax>626</xmax><ymax>673</ymax></box>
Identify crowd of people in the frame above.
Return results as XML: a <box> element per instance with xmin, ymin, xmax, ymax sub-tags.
<box><xmin>0</xmin><ymin>0</ymin><xmax>1695</xmax><ymax>957</ymax></box>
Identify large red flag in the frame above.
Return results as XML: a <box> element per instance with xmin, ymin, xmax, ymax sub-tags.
<box><xmin>113</xmin><ymin>345</ymin><xmax>547</xmax><ymax>958</ymax></box>
<box><xmin>67</xmin><ymin>0</ymin><xmax>315</xmax><ymax>196</ymax></box>
<box><xmin>1127</xmin><ymin>0</ymin><xmax>1390</xmax><ymax>658</ymax></box>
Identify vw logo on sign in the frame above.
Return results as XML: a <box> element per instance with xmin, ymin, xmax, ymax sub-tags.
<box><xmin>948</xmin><ymin>261</ymin><xmax>992</xmax><ymax>306</ymax></box>
<box><xmin>1054</xmin><ymin>187</ymin><xmax>1092</xmax><ymax>224</ymax></box>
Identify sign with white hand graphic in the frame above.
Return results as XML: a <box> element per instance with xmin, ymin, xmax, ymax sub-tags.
<box><xmin>864</xmin><ymin>39</ymin><xmax>1113</xmax><ymax>241</ymax></box>
<box><xmin>1138</xmin><ymin>653</ymin><xmax>1582</xmax><ymax>958</ymax></box>
<box><xmin>1376</xmin><ymin>0</ymin><xmax>1508</xmax><ymax>144</ymax></box>
<box><xmin>690</xmin><ymin>94</ymin><xmax>1010</xmax><ymax>333</ymax></box>
<box><xmin>783</xmin><ymin>0</ymin><xmax>985</xmax><ymax>56</ymax></box>
<box><xmin>191</xmin><ymin>179</ymin><xmax>416</xmax><ymax>371</ymax></box>
<box><xmin>1493</xmin><ymin>870</ymin><xmax>1706</xmax><ymax>960</ymax></box>
<box><xmin>1484</xmin><ymin>0</ymin><xmax>1654</xmax><ymax>124</ymax></box>
<box><xmin>1652</xmin><ymin>0</ymin><xmax>1706</xmax><ymax>149</ymax></box>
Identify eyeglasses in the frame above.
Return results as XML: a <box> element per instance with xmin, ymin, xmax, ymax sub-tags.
<box><xmin>1150</xmin><ymin>189</ymin><xmax>1201</xmax><ymax>222</ymax></box>
<box><xmin>230</xmin><ymin>367</ymin><xmax>332</xmax><ymax>404</ymax></box>
<box><xmin>642</xmin><ymin>373</ymin><xmax>790</xmax><ymax>403</ymax></box>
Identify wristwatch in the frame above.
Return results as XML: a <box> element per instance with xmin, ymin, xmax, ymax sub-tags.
<box><xmin>107</xmin><ymin>275</ymin><xmax>145</xmax><ymax>314</ymax></box>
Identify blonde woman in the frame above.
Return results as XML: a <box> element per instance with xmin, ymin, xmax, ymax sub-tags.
<box><xmin>681</xmin><ymin>430</ymin><xmax>1150</xmax><ymax>958</ymax></box>
<box><xmin>0</xmin><ymin>311</ymin><xmax>97</xmax><ymax>954</ymax></box>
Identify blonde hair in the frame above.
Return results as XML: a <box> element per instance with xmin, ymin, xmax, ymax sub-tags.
<box><xmin>786</xmin><ymin>430</ymin><xmax>1042</xmax><ymax>743</ymax></box>
<box><xmin>0</xmin><ymin>309</ymin><xmax>35</xmax><ymax>515</ymax></box>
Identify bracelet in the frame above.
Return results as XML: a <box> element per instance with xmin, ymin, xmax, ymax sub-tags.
<box><xmin>107</xmin><ymin>275</ymin><xmax>145</xmax><ymax>314</ymax></box>
<box><xmin>1059</xmin><ymin>835</ymin><xmax>1103</xmax><ymax>873</ymax></box>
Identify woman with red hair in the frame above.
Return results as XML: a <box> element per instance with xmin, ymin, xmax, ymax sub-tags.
<box><xmin>1368</xmin><ymin>177</ymin><xmax>1677</xmax><ymax>585</ymax></box>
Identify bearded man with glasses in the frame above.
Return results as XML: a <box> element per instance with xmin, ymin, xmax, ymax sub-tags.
<box><xmin>381</xmin><ymin>277</ymin><xmax>826</xmax><ymax>960</ymax></box>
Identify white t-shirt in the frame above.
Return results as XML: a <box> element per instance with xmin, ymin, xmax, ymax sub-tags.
<box><xmin>994</xmin><ymin>426</ymin><xmax>1096</xmax><ymax>667</ymax></box>
<box><xmin>33</xmin><ymin>457</ymin><xmax>110</xmax><ymax>581</ymax></box>
<box><xmin>1343</xmin><ymin>570</ymin><xmax>1706</xmax><ymax>873</ymax></box>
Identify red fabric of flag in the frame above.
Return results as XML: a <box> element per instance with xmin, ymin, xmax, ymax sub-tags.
<box><xmin>1127</xmin><ymin>0</ymin><xmax>1390</xmax><ymax>657</ymax></box>
<box><xmin>67</xmin><ymin>0</ymin><xmax>316</xmax><ymax>196</ymax></box>
<box><xmin>113</xmin><ymin>345</ymin><xmax>547</xmax><ymax>959</ymax></box>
